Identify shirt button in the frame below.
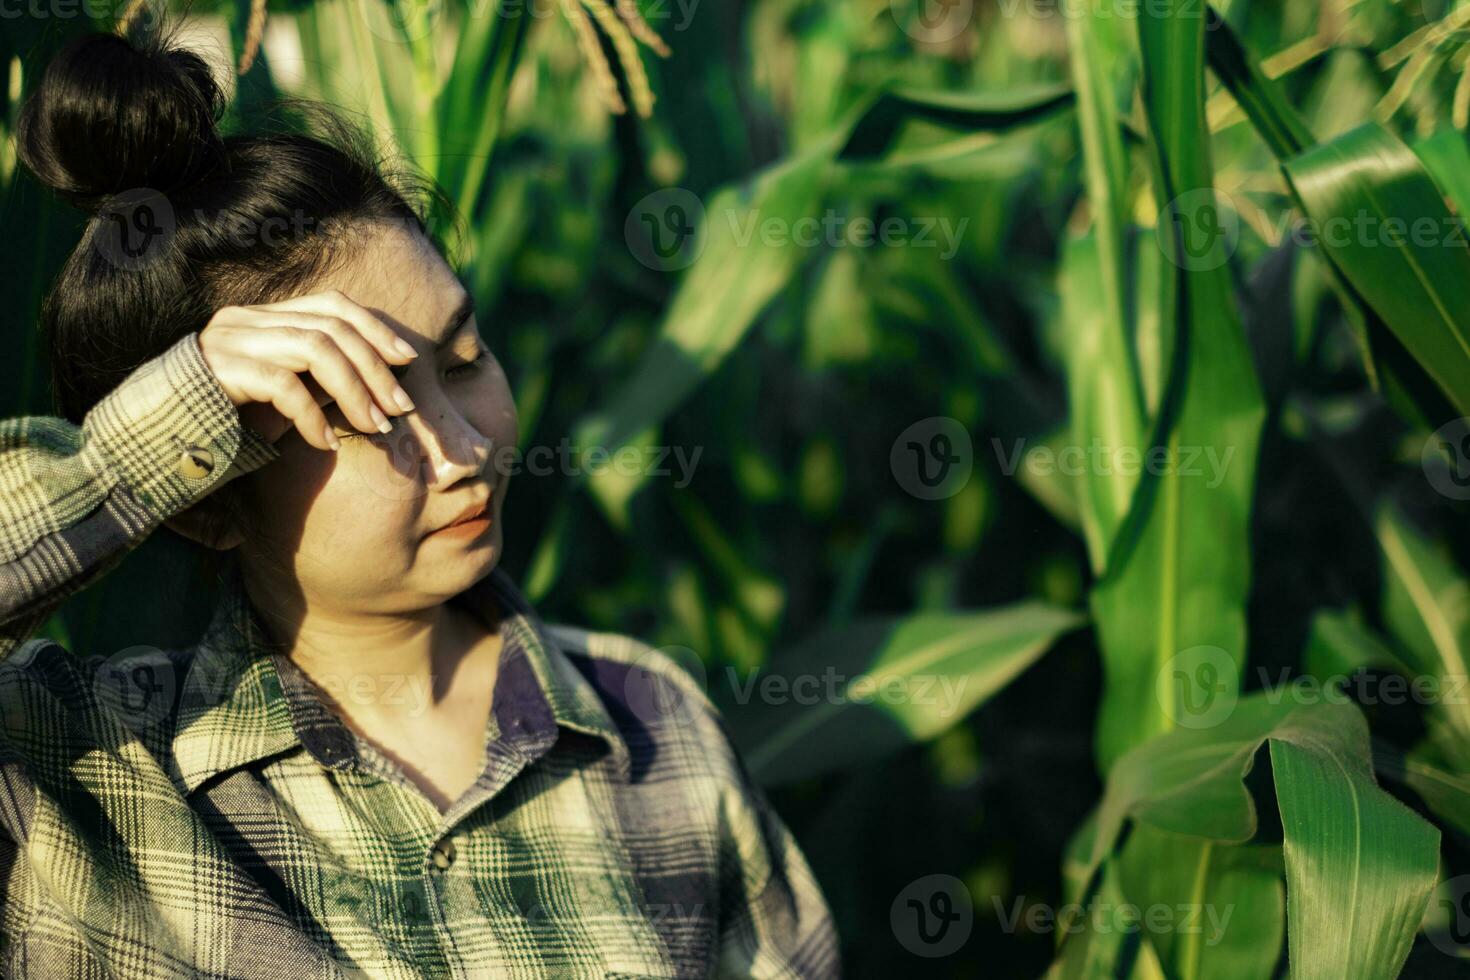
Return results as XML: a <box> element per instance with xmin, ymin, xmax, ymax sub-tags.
<box><xmin>177</xmin><ymin>445</ymin><xmax>216</xmax><ymax>481</ymax></box>
<box><xmin>430</xmin><ymin>838</ymin><xmax>457</xmax><ymax>871</ymax></box>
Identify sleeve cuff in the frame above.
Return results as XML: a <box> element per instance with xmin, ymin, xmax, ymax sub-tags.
<box><xmin>85</xmin><ymin>332</ymin><xmax>281</xmax><ymax>519</ymax></box>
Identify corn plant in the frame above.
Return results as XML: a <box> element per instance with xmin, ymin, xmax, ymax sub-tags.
<box><xmin>4</xmin><ymin>0</ymin><xmax>1470</xmax><ymax>975</ymax></box>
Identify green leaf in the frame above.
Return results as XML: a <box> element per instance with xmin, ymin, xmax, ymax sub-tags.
<box><xmin>1090</xmin><ymin>0</ymin><xmax>1265</xmax><ymax>770</ymax></box>
<box><xmin>1203</xmin><ymin>8</ymin><xmax>1456</xmax><ymax>430</ymax></box>
<box><xmin>437</xmin><ymin>0</ymin><xmax>534</xmax><ymax>217</ymax></box>
<box><xmin>1304</xmin><ymin>606</ymin><xmax>1470</xmax><ymax>836</ymax></box>
<box><xmin>1010</xmin><ymin>426</ymin><xmax>1083</xmax><ymax>532</ymax></box>
<box><xmin>836</xmin><ymin>84</ymin><xmax>1074</xmax><ymax>162</ymax></box>
<box><xmin>1282</xmin><ymin>122</ymin><xmax>1470</xmax><ymax>420</ymax></box>
<box><xmin>669</xmin><ymin>491</ymin><xmax>785</xmax><ymax>638</ymax></box>
<box><xmin>1060</xmin><ymin>0</ymin><xmax>1142</xmax><ymax>528</ymax></box>
<box><xmin>1410</xmin><ymin>128</ymin><xmax>1470</xmax><ymax>228</ymax></box>
<box><xmin>1084</xmin><ymin>696</ymin><xmax>1440</xmax><ymax>980</ymax></box>
<box><xmin>1201</xmin><ymin>7</ymin><xmax>1314</xmax><ymax>159</ymax></box>
<box><xmin>1115</xmin><ymin>827</ymin><xmax>1285</xmax><ymax>980</ymax></box>
<box><xmin>573</xmin><ymin>84</ymin><xmax>1077</xmax><ymax>468</ymax></box>
<box><xmin>1396</xmin><ymin>745</ymin><xmax>1470</xmax><ymax>837</ymax></box>
<box><xmin>725</xmin><ymin>603</ymin><xmax>1084</xmax><ymax>785</ymax></box>
<box><xmin>1273</xmin><ymin>738</ymin><xmax>1438</xmax><ymax>980</ymax></box>
<box><xmin>1376</xmin><ymin>503</ymin><xmax>1470</xmax><ymax>771</ymax></box>
<box><xmin>1301</xmin><ymin>609</ymin><xmax>1413</xmax><ymax>682</ymax></box>
<box><xmin>571</xmin><ymin>146</ymin><xmax>832</xmax><ymax>460</ymax></box>
<box><xmin>1046</xmin><ymin>860</ymin><xmax>1170</xmax><ymax>980</ymax></box>
<box><xmin>1056</xmin><ymin>230</ymin><xmax>1146</xmax><ymax>573</ymax></box>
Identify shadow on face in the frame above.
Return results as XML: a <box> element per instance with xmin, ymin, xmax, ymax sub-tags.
<box><xmin>218</xmin><ymin>220</ymin><xmax>520</xmax><ymax>643</ymax></box>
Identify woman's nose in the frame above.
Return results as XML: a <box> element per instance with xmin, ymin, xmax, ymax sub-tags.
<box><xmin>412</xmin><ymin>412</ymin><xmax>493</xmax><ymax>489</ymax></box>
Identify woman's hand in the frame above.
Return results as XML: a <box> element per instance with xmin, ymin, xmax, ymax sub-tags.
<box><xmin>198</xmin><ymin>289</ymin><xmax>419</xmax><ymax>451</ymax></box>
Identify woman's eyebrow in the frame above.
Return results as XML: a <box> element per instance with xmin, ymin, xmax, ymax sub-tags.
<box><xmin>389</xmin><ymin>293</ymin><xmax>476</xmax><ymax>379</ymax></box>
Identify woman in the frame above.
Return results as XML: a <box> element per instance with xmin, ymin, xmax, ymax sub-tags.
<box><xmin>0</xmin><ymin>24</ymin><xmax>838</xmax><ymax>979</ymax></box>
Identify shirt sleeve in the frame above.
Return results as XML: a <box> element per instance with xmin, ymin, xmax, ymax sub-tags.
<box><xmin>0</xmin><ymin>331</ymin><xmax>280</xmax><ymax>661</ymax></box>
<box><xmin>712</xmin><ymin>715</ymin><xmax>842</xmax><ymax>979</ymax></box>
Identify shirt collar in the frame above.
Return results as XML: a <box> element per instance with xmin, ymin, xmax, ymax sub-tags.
<box><xmin>168</xmin><ymin>563</ymin><xmax>631</xmax><ymax>796</ymax></box>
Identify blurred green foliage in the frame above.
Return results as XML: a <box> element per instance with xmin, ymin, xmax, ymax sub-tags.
<box><xmin>6</xmin><ymin>0</ymin><xmax>1470</xmax><ymax>975</ymax></box>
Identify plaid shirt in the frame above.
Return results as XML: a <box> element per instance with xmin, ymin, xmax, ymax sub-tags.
<box><xmin>0</xmin><ymin>332</ymin><xmax>840</xmax><ymax>979</ymax></box>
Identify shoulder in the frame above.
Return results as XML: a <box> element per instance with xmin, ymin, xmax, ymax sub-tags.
<box><xmin>541</xmin><ymin>622</ymin><xmax>745</xmax><ymax>772</ymax></box>
<box><xmin>544</xmin><ymin>622</ymin><xmax>714</xmax><ymax>713</ymax></box>
<box><xmin>0</xmin><ymin>638</ymin><xmax>104</xmax><ymax>709</ymax></box>
<box><xmin>0</xmin><ymin>638</ymin><xmax>190</xmax><ymax>758</ymax></box>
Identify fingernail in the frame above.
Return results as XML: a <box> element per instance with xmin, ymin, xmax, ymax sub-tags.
<box><xmin>392</xmin><ymin>386</ymin><xmax>415</xmax><ymax>412</ymax></box>
<box><xmin>371</xmin><ymin>405</ymin><xmax>393</xmax><ymax>433</ymax></box>
<box><xmin>324</xmin><ymin>425</ymin><xmax>342</xmax><ymax>451</ymax></box>
<box><xmin>394</xmin><ymin>339</ymin><xmax>419</xmax><ymax>360</ymax></box>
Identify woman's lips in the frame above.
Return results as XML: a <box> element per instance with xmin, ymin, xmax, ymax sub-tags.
<box><xmin>428</xmin><ymin>511</ymin><xmax>493</xmax><ymax>541</ymax></box>
<box><xmin>427</xmin><ymin>492</ymin><xmax>494</xmax><ymax>540</ymax></box>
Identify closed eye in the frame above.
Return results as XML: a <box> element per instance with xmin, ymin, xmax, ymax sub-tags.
<box><xmin>445</xmin><ymin>349</ymin><xmax>488</xmax><ymax>380</ymax></box>
<box><xmin>331</xmin><ymin>410</ymin><xmax>409</xmax><ymax>442</ymax></box>
<box><xmin>329</xmin><ymin>347</ymin><xmax>486</xmax><ymax>441</ymax></box>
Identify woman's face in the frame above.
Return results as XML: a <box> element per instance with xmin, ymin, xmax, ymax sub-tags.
<box><xmin>235</xmin><ymin>221</ymin><xmax>518</xmax><ymax>616</ymax></box>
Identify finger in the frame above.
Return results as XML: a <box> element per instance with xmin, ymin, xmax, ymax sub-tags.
<box><xmin>295</xmin><ymin>313</ymin><xmax>416</xmax><ymax>416</ymax></box>
<box><xmin>243</xmin><ymin>311</ymin><xmax>415</xmax><ymax>419</ymax></box>
<box><xmin>256</xmin><ymin>327</ymin><xmax>389</xmax><ymax>437</ymax></box>
<box><xmin>253</xmin><ymin>289</ymin><xmax>420</xmax><ymax>364</ymax></box>
<box><xmin>242</xmin><ymin>363</ymin><xmax>337</xmax><ymax>451</ymax></box>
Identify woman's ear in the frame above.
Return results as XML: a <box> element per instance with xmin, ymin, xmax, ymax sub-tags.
<box><xmin>162</xmin><ymin>495</ymin><xmax>246</xmax><ymax>551</ymax></box>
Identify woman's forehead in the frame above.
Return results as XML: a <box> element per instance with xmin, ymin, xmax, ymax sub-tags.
<box><xmin>334</xmin><ymin>222</ymin><xmax>463</xmax><ymax>339</ymax></box>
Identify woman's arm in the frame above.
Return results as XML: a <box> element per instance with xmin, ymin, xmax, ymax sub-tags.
<box><xmin>0</xmin><ymin>288</ymin><xmax>427</xmax><ymax>661</ymax></box>
<box><xmin>0</xmin><ymin>331</ymin><xmax>280</xmax><ymax>660</ymax></box>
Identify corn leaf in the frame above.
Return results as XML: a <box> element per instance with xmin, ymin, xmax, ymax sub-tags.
<box><xmin>573</xmin><ymin>86</ymin><xmax>1078</xmax><ymax>467</ymax></box>
<box><xmin>1057</xmin><ymin>230</ymin><xmax>1146</xmax><ymax>573</ymax></box>
<box><xmin>837</xmin><ymin>84</ymin><xmax>1074</xmax><ymax>162</ymax></box>
<box><xmin>1203</xmin><ymin>7</ymin><xmax>1457</xmax><ymax>430</ymax></box>
<box><xmin>437</xmin><ymin>0</ymin><xmax>534</xmax><ymax>217</ymax></box>
<box><xmin>1090</xmin><ymin>0</ymin><xmax>1264</xmax><ymax>770</ymax></box>
<box><xmin>1115</xmin><ymin>827</ymin><xmax>1285</xmax><ymax>980</ymax></box>
<box><xmin>724</xmin><ymin>603</ymin><xmax>1084</xmax><ymax>785</ymax></box>
<box><xmin>1283</xmin><ymin>122</ymin><xmax>1470</xmax><ymax>420</ymax></box>
<box><xmin>1084</xmin><ymin>696</ymin><xmax>1440</xmax><ymax>980</ymax></box>
<box><xmin>1376</xmin><ymin>503</ymin><xmax>1470</xmax><ymax>771</ymax></box>
<box><xmin>571</xmin><ymin>144</ymin><xmax>833</xmax><ymax>461</ymax></box>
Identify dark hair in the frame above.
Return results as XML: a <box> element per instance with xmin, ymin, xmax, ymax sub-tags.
<box><xmin>14</xmin><ymin>18</ymin><xmax>458</xmax><ymax>575</ymax></box>
<box><xmin>15</xmin><ymin>20</ymin><xmax>455</xmax><ymax>424</ymax></box>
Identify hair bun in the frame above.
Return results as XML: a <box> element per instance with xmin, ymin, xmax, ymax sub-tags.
<box><xmin>16</xmin><ymin>30</ymin><xmax>226</xmax><ymax>214</ymax></box>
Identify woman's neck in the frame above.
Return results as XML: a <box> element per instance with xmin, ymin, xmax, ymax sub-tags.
<box><xmin>243</xmin><ymin>574</ymin><xmax>505</xmax><ymax>728</ymax></box>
